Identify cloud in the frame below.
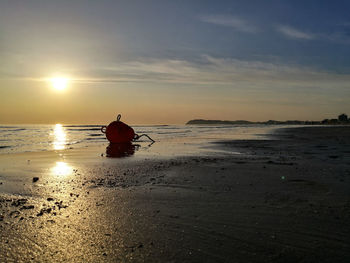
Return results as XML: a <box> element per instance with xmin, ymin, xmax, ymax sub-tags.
<box><xmin>277</xmin><ymin>24</ymin><xmax>350</xmax><ymax>44</ymax></box>
<box><xmin>199</xmin><ymin>15</ymin><xmax>257</xmax><ymax>33</ymax></box>
<box><xmin>2</xmin><ymin>51</ymin><xmax>349</xmax><ymax>93</ymax></box>
<box><xmin>63</xmin><ymin>55</ymin><xmax>350</xmax><ymax>94</ymax></box>
<box><xmin>323</xmin><ymin>30</ymin><xmax>350</xmax><ymax>44</ymax></box>
<box><xmin>277</xmin><ymin>25</ymin><xmax>314</xmax><ymax>40</ymax></box>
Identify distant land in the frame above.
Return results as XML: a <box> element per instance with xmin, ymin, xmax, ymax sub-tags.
<box><xmin>186</xmin><ymin>114</ymin><xmax>350</xmax><ymax>125</ymax></box>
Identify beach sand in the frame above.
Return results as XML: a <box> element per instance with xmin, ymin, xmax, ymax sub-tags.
<box><xmin>0</xmin><ymin>126</ymin><xmax>349</xmax><ymax>262</ymax></box>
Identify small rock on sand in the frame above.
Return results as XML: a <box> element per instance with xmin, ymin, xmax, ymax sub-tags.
<box><xmin>11</xmin><ymin>199</ymin><xmax>27</xmax><ymax>207</ymax></box>
<box><xmin>32</xmin><ymin>177</ymin><xmax>39</xmax><ymax>183</ymax></box>
<box><xmin>20</xmin><ymin>205</ymin><xmax>34</xmax><ymax>210</ymax></box>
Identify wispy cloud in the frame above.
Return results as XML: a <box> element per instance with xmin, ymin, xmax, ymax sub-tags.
<box><xmin>62</xmin><ymin>56</ymin><xmax>350</xmax><ymax>94</ymax></box>
<box><xmin>199</xmin><ymin>15</ymin><xmax>257</xmax><ymax>33</ymax></box>
<box><xmin>2</xmin><ymin>52</ymin><xmax>349</xmax><ymax>91</ymax></box>
<box><xmin>323</xmin><ymin>28</ymin><xmax>350</xmax><ymax>44</ymax></box>
<box><xmin>277</xmin><ymin>24</ymin><xmax>350</xmax><ymax>44</ymax></box>
<box><xmin>277</xmin><ymin>25</ymin><xmax>314</xmax><ymax>40</ymax></box>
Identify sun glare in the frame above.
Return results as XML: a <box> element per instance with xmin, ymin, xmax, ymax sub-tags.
<box><xmin>53</xmin><ymin>124</ymin><xmax>66</xmax><ymax>150</ymax></box>
<box><xmin>50</xmin><ymin>77</ymin><xmax>69</xmax><ymax>91</ymax></box>
<box><xmin>51</xmin><ymin>162</ymin><xmax>73</xmax><ymax>177</ymax></box>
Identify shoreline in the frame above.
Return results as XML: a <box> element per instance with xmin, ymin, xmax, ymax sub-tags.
<box><xmin>1</xmin><ymin>126</ymin><xmax>349</xmax><ymax>262</ymax></box>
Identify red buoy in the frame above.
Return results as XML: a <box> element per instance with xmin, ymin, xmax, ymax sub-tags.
<box><xmin>101</xmin><ymin>114</ymin><xmax>135</xmax><ymax>143</ymax></box>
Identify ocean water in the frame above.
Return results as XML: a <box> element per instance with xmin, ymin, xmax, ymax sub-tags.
<box><xmin>0</xmin><ymin>124</ymin><xmax>279</xmax><ymax>155</ymax></box>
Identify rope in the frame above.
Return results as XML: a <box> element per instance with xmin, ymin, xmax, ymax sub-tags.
<box><xmin>134</xmin><ymin>133</ymin><xmax>155</xmax><ymax>143</ymax></box>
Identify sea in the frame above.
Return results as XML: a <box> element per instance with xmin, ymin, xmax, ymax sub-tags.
<box><xmin>0</xmin><ymin>124</ymin><xmax>280</xmax><ymax>156</ymax></box>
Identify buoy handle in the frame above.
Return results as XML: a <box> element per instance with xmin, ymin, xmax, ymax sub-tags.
<box><xmin>101</xmin><ymin>126</ymin><xmax>107</xmax><ymax>133</ymax></box>
<box><xmin>134</xmin><ymin>133</ymin><xmax>155</xmax><ymax>143</ymax></box>
<box><xmin>117</xmin><ymin>114</ymin><xmax>121</xmax><ymax>121</ymax></box>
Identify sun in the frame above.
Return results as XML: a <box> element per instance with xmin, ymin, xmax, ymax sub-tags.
<box><xmin>50</xmin><ymin>77</ymin><xmax>69</xmax><ymax>91</ymax></box>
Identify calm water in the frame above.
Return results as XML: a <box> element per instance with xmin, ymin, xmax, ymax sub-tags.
<box><xmin>0</xmin><ymin>124</ymin><xmax>279</xmax><ymax>155</ymax></box>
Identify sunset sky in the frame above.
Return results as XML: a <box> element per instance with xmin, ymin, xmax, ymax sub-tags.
<box><xmin>0</xmin><ymin>0</ymin><xmax>349</xmax><ymax>124</ymax></box>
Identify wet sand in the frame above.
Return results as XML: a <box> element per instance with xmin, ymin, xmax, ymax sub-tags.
<box><xmin>0</xmin><ymin>126</ymin><xmax>349</xmax><ymax>262</ymax></box>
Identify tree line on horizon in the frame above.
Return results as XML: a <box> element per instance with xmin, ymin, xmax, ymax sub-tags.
<box><xmin>186</xmin><ymin>114</ymin><xmax>349</xmax><ymax>125</ymax></box>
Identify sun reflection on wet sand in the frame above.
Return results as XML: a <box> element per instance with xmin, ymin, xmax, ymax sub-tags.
<box><xmin>51</xmin><ymin>161</ymin><xmax>73</xmax><ymax>177</ymax></box>
<box><xmin>53</xmin><ymin>124</ymin><xmax>66</xmax><ymax>150</ymax></box>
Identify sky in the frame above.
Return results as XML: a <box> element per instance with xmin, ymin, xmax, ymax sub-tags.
<box><xmin>0</xmin><ymin>0</ymin><xmax>349</xmax><ymax>124</ymax></box>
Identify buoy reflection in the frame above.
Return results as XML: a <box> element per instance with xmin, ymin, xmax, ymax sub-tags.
<box><xmin>106</xmin><ymin>143</ymin><xmax>140</xmax><ymax>158</ymax></box>
<box><xmin>53</xmin><ymin>124</ymin><xmax>66</xmax><ymax>150</ymax></box>
<box><xmin>51</xmin><ymin>161</ymin><xmax>73</xmax><ymax>176</ymax></box>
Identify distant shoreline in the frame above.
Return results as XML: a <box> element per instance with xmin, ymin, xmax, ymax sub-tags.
<box><xmin>186</xmin><ymin>118</ymin><xmax>350</xmax><ymax>125</ymax></box>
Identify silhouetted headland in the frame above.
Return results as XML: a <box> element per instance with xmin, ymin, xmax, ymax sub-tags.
<box><xmin>187</xmin><ymin>113</ymin><xmax>350</xmax><ymax>125</ymax></box>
